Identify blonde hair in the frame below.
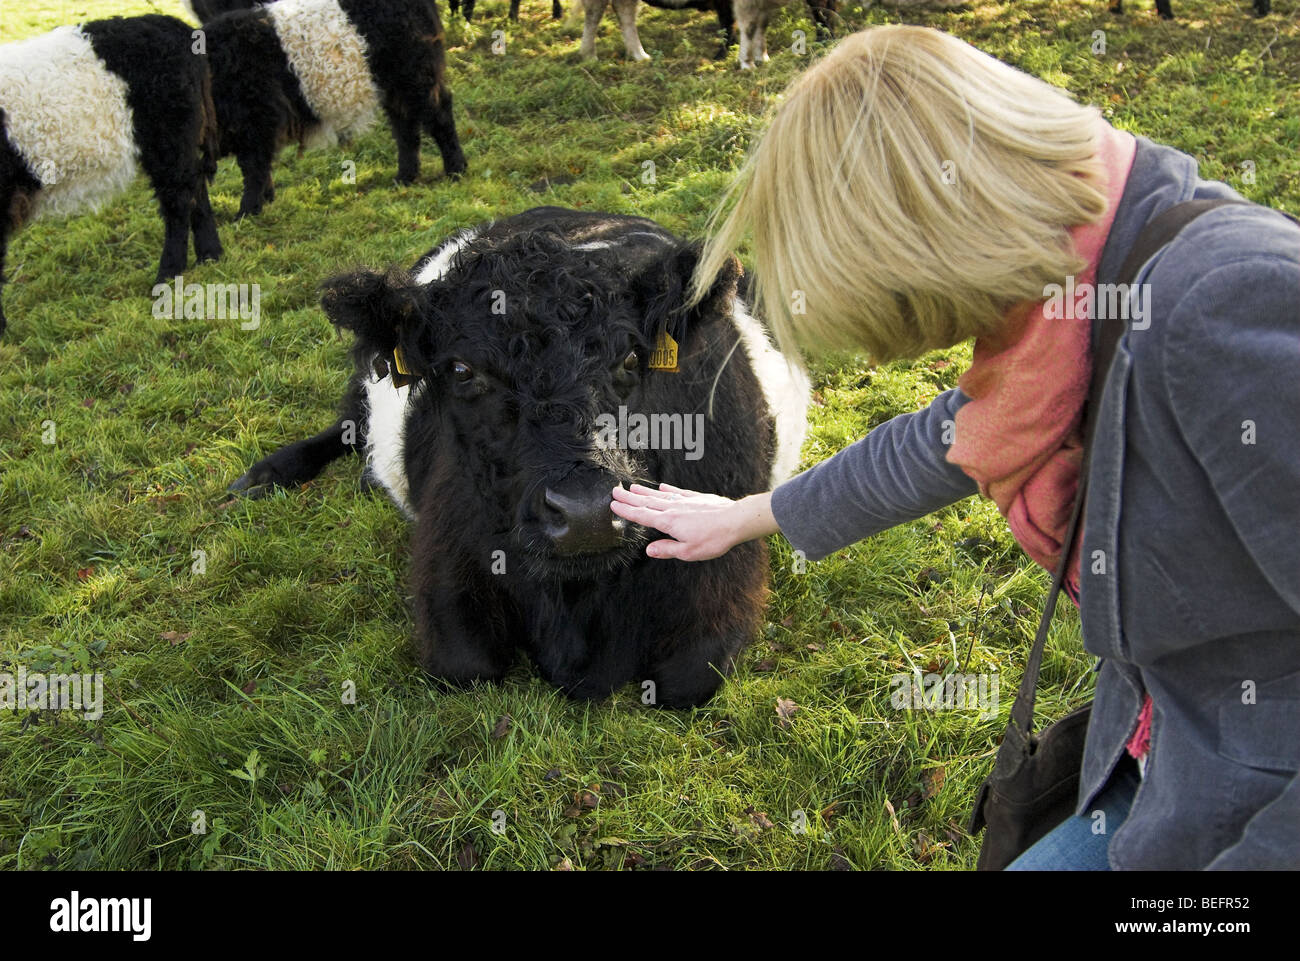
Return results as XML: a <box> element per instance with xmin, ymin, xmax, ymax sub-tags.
<box><xmin>692</xmin><ymin>25</ymin><xmax>1111</xmax><ymax>364</ymax></box>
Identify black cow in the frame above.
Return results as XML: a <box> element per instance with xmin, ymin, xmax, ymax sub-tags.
<box><xmin>230</xmin><ymin>207</ymin><xmax>808</xmax><ymax>707</ymax></box>
<box><xmin>203</xmin><ymin>0</ymin><xmax>465</xmax><ymax>220</ymax></box>
<box><xmin>0</xmin><ymin>15</ymin><xmax>221</xmax><ymax>334</ymax></box>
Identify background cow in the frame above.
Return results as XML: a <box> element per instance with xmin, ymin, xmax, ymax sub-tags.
<box><xmin>230</xmin><ymin>206</ymin><xmax>809</xmax><ymax>707</ymax></box>
<box><xmin>202</xmin><ymin>0</ymin><xmax>466</xmax><ymax>219</ymax></box>
<box><xmin>0</xmin><ymin>14</ymin><xmax>221</xmax><ymax>334</ymax></box>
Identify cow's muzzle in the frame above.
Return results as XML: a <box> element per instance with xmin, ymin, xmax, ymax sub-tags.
<box><xmin>535</xmin><ymin>470</ymin><xmax>627</xmax><ymax>556</ymax></box>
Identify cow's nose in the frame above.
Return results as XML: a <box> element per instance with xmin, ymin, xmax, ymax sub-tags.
<box><xmin>539</xmin><ymin>485</ymin><xmax>626</xmax><ymax>555</ymax></box>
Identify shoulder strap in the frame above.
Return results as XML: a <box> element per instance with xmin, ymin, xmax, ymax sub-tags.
<box><xmin>999</xmin><ymin>197</ymin><xmax>1250</xmax><ymax>746</ymax></box>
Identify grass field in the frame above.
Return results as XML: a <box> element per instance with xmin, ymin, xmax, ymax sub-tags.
<box><xmin>0</xmin><ymin>0</ymin><xmax>1296</xmax><ymax>870</ymax></box>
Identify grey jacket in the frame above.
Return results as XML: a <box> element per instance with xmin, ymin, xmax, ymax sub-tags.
<box><xmin>771</xmin><ymin>136</ymin><xmax>1300</xmax><ymax>869</ymax></box>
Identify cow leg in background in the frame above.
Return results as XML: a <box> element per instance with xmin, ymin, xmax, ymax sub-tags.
<box><xmin>714</xmin><ymin>0</ymin><xmax>736</xmax><ymax>59</ymax></box>
<box><xmin>387</xmin><ymin>97</ymin><xmax>423</xmax><ymax>185</ymax></box>
<box><xmin>153</xmin><ymin>187</ymin><xmax>194</xmax><ymax>285</ymax></box>
<box><xmin>806</xmin><ymin>0</ymin><xmax>834</xmax><ymax>41</ymax></box>
<box><xmin>1254</xmin><ymin>0</ymin><xmax>1270</xmax><ymax>14</ymax></box>
<box><xmin>1155</xmin><ymin>0</ymin><xmax>1174</xmax><ymax>17</ymax></box>
<box><xmin>553</xmin><ymin>0</ymin><xmax>564</xmax><ymax>17</ymax></box>
<box><xmin>510</xmin><ymin>0</ymin><xmax>522</xmax><ymax>19</ymax></box>
<box><xmin>229</xmin><ymin>380</ymin><xmax>366</xmax><ymax>496</ymax></box>
<box><xmin>421</xmin><ymin>86</ymin><xmax>467</xmax><ymax>179</ymax></box>
<box><xmin>580</xmin><ymin>0</ymin><xmax>608</xmax><ymax>59</ymax></box>
<box><xmin>191</xmin><ymin>176</ymin><xmax>223</xmax><ymax>266</ymax></box>
<box><xmin>611</xmin><ymin>0</ymin><xmax>651</xmax><ymax>61</ymax></box>
<box><xmin>235</xmin><ymin>144</ymin><xmax>276</xmax><ymax>219</ymax></box>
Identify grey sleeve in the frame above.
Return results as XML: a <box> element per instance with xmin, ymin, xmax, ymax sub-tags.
<box><xmin>770</xmin><ymin>387</ymin><xmax>980</xmax><ymax>561</ymax></box>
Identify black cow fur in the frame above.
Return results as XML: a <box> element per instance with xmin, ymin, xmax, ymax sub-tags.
<box><xmin>203</xmin><ymin>0</ymin><xmax>466</xmax><ymax>220</ymax></box>
<box><xmin>0</xmin><ymin>14</ymin><xmax>221</xmax><ymax>335</ymax></box>
<box><xmin>231</xmin><ymin>207</ymin><xmax>784</xmax><ymax>707</ymax></box>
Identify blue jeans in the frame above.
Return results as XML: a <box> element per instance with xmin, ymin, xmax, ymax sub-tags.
<box><xmin>1005</xmin><ymin>760</ymin><xmax>1141</xmax><ymax>870</ymax></box>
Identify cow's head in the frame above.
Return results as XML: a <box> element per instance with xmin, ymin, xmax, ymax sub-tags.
<box><xmin>321</xmin><ymin>222</ymin><xmax>741</xmax><ymax>580</ymax></box>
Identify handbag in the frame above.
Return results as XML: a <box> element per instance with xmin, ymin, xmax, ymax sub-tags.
<box><xmin>965</xmin><ymin>197</ymin><xmax>1282</xmax><ymax>871</ymax></box>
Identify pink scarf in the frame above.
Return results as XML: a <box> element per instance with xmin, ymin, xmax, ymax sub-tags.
<box><xmin>946</xmin><ymin>120</ymin><xmax>1137</xmax><ymax>596</ymax></box>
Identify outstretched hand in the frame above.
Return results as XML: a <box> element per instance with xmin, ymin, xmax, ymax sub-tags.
<box><xmin>609</xmin><ymin>483</ymin><xmax>778</xmax><ymax>561</ymax></box>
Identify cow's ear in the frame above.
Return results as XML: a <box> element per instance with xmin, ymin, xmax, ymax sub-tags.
<box><xmin>632</xmin><ymin>244</ymin><xmax>742</xmax><ymax>342</ymax></box>
<box><xmin>319</xmin><ymin>268</ymin><xmax>423</xmax><ymax>351</ymax></box>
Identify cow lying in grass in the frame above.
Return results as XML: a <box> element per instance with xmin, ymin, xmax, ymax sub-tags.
<box><xmin>203</xmin><ymin>0</ymin><xmax>466</xmax><ymax>219</ymax></box>
<box><xmin>0</xmin><ymin>14</ymin><xmax>221</xmax><ymax>335</ymax></box>
<box><xmin>231</xmin><ymin>206</ymin><xmax>809</xmax><ymax>706</ymax></box>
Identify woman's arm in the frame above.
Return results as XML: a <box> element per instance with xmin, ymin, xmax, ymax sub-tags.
<box><xmin>610</xmin><ymin>386</ymin><xmax>981</xmax><ymax>561</ymax></box>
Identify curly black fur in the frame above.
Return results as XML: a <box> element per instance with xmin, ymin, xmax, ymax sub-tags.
<box><xmin>204</xmin><ymin>0</ymin><xmax>465</xmax><ymax>219</ymax></box>
<box><xmin>232</xmin><ymin>207</ymin><xmax>778</xmax><ymax>707</ymax></box>
<box><xmin>0</xmin><ymin>14</ymin><xmax>222</xmax><ymax>335</ymax></box>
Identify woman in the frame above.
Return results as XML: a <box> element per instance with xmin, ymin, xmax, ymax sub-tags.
<box><xmin>610</xmin><ymin>25</ymin><xmax>1300</xmax><ymax>869</ymax></box>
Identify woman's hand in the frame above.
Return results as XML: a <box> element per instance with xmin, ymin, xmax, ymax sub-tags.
<box><xmin>609</xmin><ymin>483</ymin><xmax>779</xmax><ymax>561</ymax></box>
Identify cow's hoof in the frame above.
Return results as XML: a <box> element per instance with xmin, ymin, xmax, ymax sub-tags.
<box><xmin>196</xmin><ymin>247</ymin><xmax>223</xmax><ymax>265</ymax></box>
<box><xmin>228</xmin><ymin>461</ymin><xmax>291</xmax><ymax>499</ymax></box>
<box><xmin>394</xmin><ymin>172</ymin><xmax>419</xmax><ymax>186</ymax></box>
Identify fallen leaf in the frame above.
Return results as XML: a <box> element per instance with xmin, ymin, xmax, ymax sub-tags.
<box><xmin>543</xmin><ymin>767</ymin><xmax>562</xmax><ymax>781</ymax></box>
<box><xmin>830</xmin><ymin>846</ymin><xmax>852</xmax><ymax>871</ymax></box>
<box><xmin>491</xmin><ymin>714</ymin><xmax>512</xmax><ymax>739</ymax></box>
<box><xmin>748</xmin><ymin>810</ymin><xmax>774</xmax><ymax>830</ymax></box>
<box><xmin>775</xmin><ymin>697</ymin><xmax>799</xmax><ymax>728</ymax></box>
<box><xmin>576</xmin><ymin>785</ymin><xmax>600</xmax><ymax>809</ymax></box>
<box><xmin>159</xmin><ymin>630</ymin><xmax>192</xmax><ymax>646</ymax></box>
<box><xmin>553</xmin><ymin>857</ymin><xmax>575</xmax><ymax>871</ymax></box>
<box><xmin>754</xmin><ymin>659</ymin><xmax>777</xmax><ymax>672</ymax></box>
<box><xmin>921</xmin><ymin>766</ymin><xmax>946</xmax><ymax>800</ymax></box>
<box><xmin>76</xmin><ymin>567</ymin><xmax>94</xmax><ymax>580</ymax></box>
<box><xmin>820</xmin><ymin>801</ymin><xmax>844</xmax><ymax>823</ymax></box>
<box><xmin>806</xmin><ymin>642</ymin><xmax>823</xmax><ymax>652</ymax></box>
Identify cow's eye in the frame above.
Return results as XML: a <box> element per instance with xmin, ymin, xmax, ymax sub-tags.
<box><xmin>621</xmin><ymin>350</ymin><xmax>638</xmax><ymax>372</ymax></box>
<box><xmin>451</xmin><ymin>360</ymin><xmax>474</xmax><ymax>382</ymax></box>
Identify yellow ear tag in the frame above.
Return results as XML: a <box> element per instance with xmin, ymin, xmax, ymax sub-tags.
<box><xmin>392</xmin><ymin>344</ymin><xmax>412</xmax><ymax>377</ymax></box>
<box><xmin>648</xmin><ymin>330</ymin><xmax>679</xmax><ymax>372</ymax></box>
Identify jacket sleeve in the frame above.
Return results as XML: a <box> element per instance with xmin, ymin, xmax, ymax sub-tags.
<box><xmin>770</xmin><ymin>387</ymin><xmax>979</xmax><ymax>561</ymax></box>
<box><xmin>1163</xmin><ymin>255</ymin><xmax>1300</xmax><ymax>615</ymax></box>
<box><xmin>1162</xmin><ymin>253</ymin><xmax>1300</xmax><ymax>870</ymax></box>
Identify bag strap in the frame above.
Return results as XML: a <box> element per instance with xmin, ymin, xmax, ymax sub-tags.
<box><xmin>997</xmin><ymin>197</ymin><xmax>1253</xmax><ymax>757</ymax></box>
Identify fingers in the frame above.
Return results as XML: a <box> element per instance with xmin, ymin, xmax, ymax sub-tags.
<box><xmin>645</xmin><ymin>537</ymin><xmax>689</xmax><ymax>560</ymax></box>
<box><xmin>609</xmin><ymin>498</ymin><xmax>672</xmax><ymax>529</ymax></box>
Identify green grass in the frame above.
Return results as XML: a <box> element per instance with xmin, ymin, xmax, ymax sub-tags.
<box><xmin>1</xmin><ymin>0</ymin><xmax>1296</xmax><ymax>870</ymax></box>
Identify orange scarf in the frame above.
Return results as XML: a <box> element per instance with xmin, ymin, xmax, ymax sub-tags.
<box><xmin>946</xmin><ymin>121</ymin><xmax>1137</xmax><ymax>596</ymax></box>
